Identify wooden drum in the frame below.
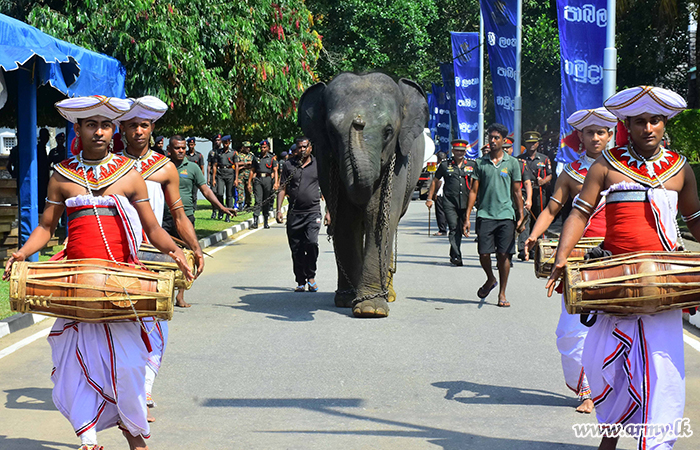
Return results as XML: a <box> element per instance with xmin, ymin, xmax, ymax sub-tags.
<box><xmin>137</xmin><ymin>243</ymin><xmax>196</xmax><ymax>290</ymax></box>
<box><xmin>9</xmin><ymin>259</ymin><xmax>174</xmax><ymax>322</ymax></box>
<box><xmin>564</xmin><ymin>251</ymin><xmax>700</xmax><ymax>315</ymax></box>
<box><xmin>534</xmin><ymin>237</ymin><xmax>604</xmax><ymax>278</ymax></box>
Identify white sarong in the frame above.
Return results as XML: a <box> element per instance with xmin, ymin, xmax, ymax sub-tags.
<box><xmin>556</xmin><ymin>296</ymin><xmax>591</xmax><ymax>400</ymax></box>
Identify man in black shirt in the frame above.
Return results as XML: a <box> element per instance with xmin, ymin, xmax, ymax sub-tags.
<box><xmin>425</xmin><ymin>140</ymin><xmax>474</xmax><ymax>266</ymax></box>
<box><xmin>277</xmin><ymin>136</ymin><xmax>322</xmax><ymax>292</ymax></box>
<box><xmin>251</xmin><ymin>139</ymin><xmax>277</xmax><ymax>229</ymax></box>
<box><xmin>207</xmin><ymin>134</ymin><xmax>221</xmax><ymax>187</ymax></box>
<box><xmin>185</xmin><ymin>137</ymin><xmax>204</xmax><ymax>172</ymax></box>
<box><xmin>212</xmin><ymin>135</ymin><xmax>237</xmax><ymax>222</ymax></box>
<box><xmin>517</xmin><ymin>131</ymin><xmax>552</xmax><ymax>260</ymax></box>
<box><xmin>48</xmin><ymin>132</ymin><xmax>67</xmax><ymax>167</ymax></box>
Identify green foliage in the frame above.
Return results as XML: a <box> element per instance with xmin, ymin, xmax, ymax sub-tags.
<box><xmin>667</xmin><ymin>109</ymin><xmax>700</xmax><ymax>162</ymax></box>
<box><xmin>4</xmin><ymin>0</ymin><xmax>322</xmax><ymax>140</ymax></box>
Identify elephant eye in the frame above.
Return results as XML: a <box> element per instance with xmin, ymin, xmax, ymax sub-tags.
<box><xmin>383</xmin><ymin>125</ymin><xmax>394</xmax><ymax>141</ymax></box>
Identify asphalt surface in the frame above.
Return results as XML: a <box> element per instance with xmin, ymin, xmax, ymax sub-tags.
<box><xmin>1</xmin><ymin>201</ymin><xmax>700</xmax><ymax>449</ymax></box>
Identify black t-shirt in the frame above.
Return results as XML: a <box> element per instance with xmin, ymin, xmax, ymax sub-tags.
<box><xmin>434</xmin><ymin>158</ymin><xmax>473</xmax><ymax>209</ymax></box>
<box><xmin>517</xmin><ymin>151</ymin><xmax>551</xmax><ymax>190</ymax></box>
<box><xmin>252</xmin><ymin>153</ymin><xmax>278</xmax><ymax>175</ymax></box>
<box><xmin>281</xmin><ymin>156</ymin><xmax>321</xmax><ymax>213</ymax></box>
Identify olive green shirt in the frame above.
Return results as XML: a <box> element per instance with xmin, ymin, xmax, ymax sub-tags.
<box><xmin>472</xmin><ymin>152</ymin><xmax>522</xmax><ymax>220</ymax></box>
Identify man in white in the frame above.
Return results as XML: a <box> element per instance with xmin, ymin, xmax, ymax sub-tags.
<box><xmin>547</xmin><ymin>86</ymin><xmax>699</xmax><ymax>449</ymax></box>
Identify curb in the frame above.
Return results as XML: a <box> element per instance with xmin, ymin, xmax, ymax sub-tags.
<box><xmin>0</xmin><ymin>206</ymin><xmax>289</xmax><ymax>341</ymax></box>
<box><xmin>198</xmin><ymin>205</ymin><xmax>287</xmax><ymax>249</ymax></box>
<box><xmin>0</xmin><ymin>313</ymin><xmax>49</xmax><ymax>340</ymax></box>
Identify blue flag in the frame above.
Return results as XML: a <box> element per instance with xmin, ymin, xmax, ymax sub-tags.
<box><xmin>480</xmin><ymin>0</ymin><xmax>517</xmax><ymax>135</ymax></box>
<box><xmin>432</xmin><ymin>83</ymin><xmax>451</xmax><ymax>154</ymax></box>
<box><xmin>557</xmin><ymin>0</ymin><xmax>607</xmax><ymax>164</ymax></box>
<box><xmin>451</xmin><ymin>31</ymin><xmax>481</xmax><ymax>158</ymax></box>
<box><xmin>440</xmin><ymin>63</ymin><xmax>459</xmax><ymax>139</ymax></box>
<box><xmin>427</xmin><ymin>93</ymin><xmax>438</xmax><ymax>141</ymax></box>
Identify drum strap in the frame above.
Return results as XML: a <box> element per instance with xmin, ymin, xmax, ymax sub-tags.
<box><xmin>580</xmin><ymin>314</ymin><xmax>597</xmax><ymax>327</ymax></box>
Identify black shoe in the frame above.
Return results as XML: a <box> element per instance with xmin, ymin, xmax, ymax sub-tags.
<box><xmin>224</xmin><ymin>215</ymin><xmax>231</xmax><ymax>223</ymax></box>
<box><xmin>218</xmin><ymin>212</ymin><xmax>224</xmax><ymax>220</ymax></box>
<box><xmin>251</xmin><ymin>216</ymin><xmax>258</xmax><ymax>229</ymax></box>
<box><xmin>517</xmin><ymin>251</ymin><xmax>526</xmax><ymax>261</ymax></box>
<box><xmin>210</xmin><ymin>211</ymin><xmax>217</xmax><ymax>219</ymax></box>
<box><xmin>450</xmin><ymin>258</ymin><xmax>463</xmax><ymax>266</ymax></box>
<box><xmin>263</xmin><ymin>217</ymin><xmax>269</xmax><ymax>228</ymax></box>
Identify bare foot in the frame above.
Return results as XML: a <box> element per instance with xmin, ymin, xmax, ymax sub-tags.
<box><xmin>147</xmin><ymin>407</ymin><xmax>155</xmax><ymax>423</ymax></box>
<box><xmin>576</xmin><ymin>398</ymin><xmax>594</xmax><ymax>414</ymax></box>
<box><xmin>175</xmin><ymin>290</ymin><xmax>191</xmax><ymax>308</ymax></box>
<box><xmin>123</xmin><ymin>430</ymin><xmax>149</xmax><ymax>450</ymax></box>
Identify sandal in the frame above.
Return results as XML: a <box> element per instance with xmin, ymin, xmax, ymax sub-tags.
<box><xmin>497</xmin><ymin>299</ymin><xmax>511</xmax><ymax>307</ymax></box>
<box><xmin>295</xmin><ymin>285</ymin><xmax>305</xmax><ymax>292</ymax></box>
<box><xmin>307</xmin><ymin>281</ymin><xmax>318</xmax><ymax>292</ymax></box>
<box><xmin>477</xmin><ymin>281</ymin><xmax>498</xmax><ymax>299</ymax></box>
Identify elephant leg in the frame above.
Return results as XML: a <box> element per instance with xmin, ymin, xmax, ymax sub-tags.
<box><xmin>387</xmin><ymin>270</ymin><xmax>396</xmax><ymax>303</ymax></box>
<box><xmin>332</xmin><ymin>195</ymin><xmax>364</xmax><ymax>308</ymax></box>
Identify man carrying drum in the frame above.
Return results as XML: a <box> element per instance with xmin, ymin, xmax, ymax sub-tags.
<box><xmin>547</xmin><ymin>86</ymin><xmax>700</xmax><ymax>450</ymax></box>
<box><xmin>523</xmin><ymin>107</ymin><xmax>616</xmax><ymax>414</ymax></box>
<box><xmin>3</xmin><ymin>96</ymin><xmax>192</xmax><ymax>450</ymax></box>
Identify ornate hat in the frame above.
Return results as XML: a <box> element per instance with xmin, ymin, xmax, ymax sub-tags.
<box><xmin>450</xmin><ymin>139</ymin><xmax>469</xmax><ymax>150</ymax></box>
<box><xmin>119</xmin><ymin>96</ymin><xmax>168</xmax><ymax>123</ymax></box>
<box><xmin>604</xmin><ymin>86</ymin><xmax>686</xmax><ymax>120</ymax></box>
<box><xmin>524</xmin><ymin>131</ymin><xmax>541</xmax><ymax>143</ymax></box>
<box><xmin>567</xmin><ymin>107</ymin><xmax>617</xmax><ymax>131</ymax></box>
<box><xmin>55</xmin><ymin>95</ymin><xmax>131</xmax><ymax>123</ymax></box>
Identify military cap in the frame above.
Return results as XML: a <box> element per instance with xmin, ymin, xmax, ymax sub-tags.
<box><xmin>154</xmin><ymin>136</ymin><xmax>164</xmax><ymax>144</ymax></box>
<box><xmin>242</xmin><ymin>141</ymin><xmax>252</xmax><ymax>147</ymax></box>
<box><xmin>451</xmin><ymin>139</ymin><xmax>469</xmax><ymax>150</ymax></box>
<box><xmin>186</xmin><ymin>137</ymin><xmax>195</xmax><ymax>143</ymax></box>
<box><xmin>211</xmin><ymin>134</ymin><xmax>222</xmax><ymax>141</ymax></box>
<box><xmin>221</xmin><ymin>135</ymin><xmax>231</xmax><ymax>142</ymax></box>
<box><xmin>523</xmin><ymin>131</ymin><xmax>541</xmax><ymax>143</ymax></box>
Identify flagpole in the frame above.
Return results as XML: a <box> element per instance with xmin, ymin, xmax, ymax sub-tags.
<box><xmin>603</xmin><ymin>0</ymin><xmax>617</xmax><ymax>103</ymax></box>
<box><xmin>513</xmin><ymin>0</ymin><xmax>523</xmax><ymax>156</ymax></box>
<box><xmin>478</xmin><ymin>10</ymin><xmax>485</xmax><ymax>153</ymax></box>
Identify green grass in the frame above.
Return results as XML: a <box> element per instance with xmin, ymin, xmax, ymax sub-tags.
<box><xmin>193</xmin><ymin>198</ymin><xmax>286</xmax><ymax>240</ymax></box>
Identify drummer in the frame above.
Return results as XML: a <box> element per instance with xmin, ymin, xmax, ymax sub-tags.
<box><xmin>547</xmin><ymin>86</ymin><xmax>700</xmax><ymax>450</ymax></box>
<box><xmin>523</xmin><ymin>107</ymin><xmax>615</xmax><ymax>414</ymax></box>
<box><xmin>3</xmin><ymin>96</ymin><xmax>193</xmax><ymax>450</ymax></box>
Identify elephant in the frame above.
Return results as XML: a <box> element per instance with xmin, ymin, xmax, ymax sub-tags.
<box><xmin>298</xmin><ymin>72</ymin><xmax>428</xmax><ymax>318</ymax></box>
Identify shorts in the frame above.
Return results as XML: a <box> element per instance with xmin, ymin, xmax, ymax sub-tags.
<box><xmin>476</xmin><ymin>218</ymin><xmax>515</xmax><ymax>255</ymax></box>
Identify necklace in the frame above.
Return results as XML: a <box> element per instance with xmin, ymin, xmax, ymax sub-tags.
<box><xmin>78</xmin><ymin>152</ymin><xmax>118</xmax><ymax>263</ymax></box>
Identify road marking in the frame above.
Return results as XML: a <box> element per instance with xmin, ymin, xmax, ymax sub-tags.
<box><xmin>684</xmin><ymin>331</ymin><xmax>700</xmax><ymax>353</ymax></box>
<box><xmin>205</xmin><ymin>226</ymin><xmax>265</xmax><ymax>256</ymax></box>
<box><xmin>0</xmin><ymin>327</ymin><xmax>51</xmax><ymax>361</ymax></box>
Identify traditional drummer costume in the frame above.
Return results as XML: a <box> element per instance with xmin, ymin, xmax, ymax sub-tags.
<box><xmin>578</xmin><ymin>86</ymin><xmax>687</xmax><ymax>449</ymax></box>
<box><xmin>49</xmin><ymin>96</ymin><xmax>152</xmax><ymax>448</ymax></box>
<box><xmin>117</xmin><ymin>96</ymin><xmax>171</xmax><ymax>410</ymax></box>
<box><xmin>555</xmin><ymin>108</ymin><xmax>616</xmax><ymax>404</ymax></box>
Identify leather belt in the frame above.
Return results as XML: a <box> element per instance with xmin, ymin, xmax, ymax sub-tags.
<box><xmin>68</xmin><ymin>208</ymin><xmax>119</xmax><ymax>222</ymax></box>
<box><xmin>219</xmin><ymin>165</ymin><xmax>233</xmax><ymax>169</ymax></box>
<box><xmin>259</xmin><ymin>173</ymin><xmax>271</xmax><ymax>177</ymax></box>
<box><xmin>606</xmin><ymin>189</ymin><xmax>647</xmax><ymax>203</ymax></box>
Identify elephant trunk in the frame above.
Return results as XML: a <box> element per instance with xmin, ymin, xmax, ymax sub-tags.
<box><xmin>346</xmin><ymin>116</ymin><xmax>378</xmax><ymax>205</ymax></box>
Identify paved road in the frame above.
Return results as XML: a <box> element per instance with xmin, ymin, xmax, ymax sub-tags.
<box><xmin>1</xmin><ymin>201</ymin><xmax>700</xmax><ymax>449</ymax></box>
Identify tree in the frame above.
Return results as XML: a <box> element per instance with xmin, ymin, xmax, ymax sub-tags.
<box><xmin>2</xmin><ymin>0</ymin><xmax>323</xmax><ymax>140</ymax></box>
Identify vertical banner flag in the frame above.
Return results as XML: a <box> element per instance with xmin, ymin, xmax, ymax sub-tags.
<box><xmin>440</xmin><ymin>63</ymin><xmax>459</xmax><ymax>139</ymax></box>
<box><xmin>451</xmin><ymin>31</ymin><xmax>481</xmax><ymax>158</ymax></box>
<box><xmin>432</xmin><ymin>83</ymin><xmax>451</xmax><ymax>154</ymax></box>
<box><xmin>556</xmin><ymin>0</ymin><xmax>607</xmax><ymax>164</ymax></box>
<box><xmin>480</xmin><ymin>0</ymin><xmax>517</xmax><ymax>135</ymax></box>
<box><xmin>427</xmin><ymin>92</ymin><xmax>438</xmax><ymax>141</ymax></box>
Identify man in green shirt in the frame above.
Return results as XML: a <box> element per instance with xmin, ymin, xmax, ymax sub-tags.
<box><xmin>164</xmin><ymin>136</ymin><xmax>236</xmax><ymax>306</ymax></box>
<box><xmin>463</xmin><ymin>123</ymin><xmax>525</xmax><ymax>307</ymax></box>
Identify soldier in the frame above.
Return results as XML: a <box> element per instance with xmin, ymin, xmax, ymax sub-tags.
<box><xmin>186</xmin><ymin>137</ymin><xmax>204</xmax><ymax>173</ymax></box>
<box><xmin>235</xmin><ymin>140</ymin><xmax>255</xmax><ymax>210</ymax></box>
<box><xmin>426</xmin><ymin>140</ymin><xmax>475</xmax><ymax>266</ymax></box>
<box><xmin>207</xmin><ymin>134</ymin><xmax>221</xmax><ymax>188</ymax></box>
<box><xmin>251</xmin><ymin>139</ymin><xmax>278</xmax><ymax>229</ymax></box>
<box><xmin>152</xmin><ymin>135</ymin><xmax>165</xmax><ymax>155</ymax></box>
<box><xmin>517</xmin><ymin>130</ymin><xmax>552</xmax><ymax>260</ymax></box>
<box><xmin>212</xmin><ymin>135</ymin><xmax>237</xmax><ymax>222</ymax></box>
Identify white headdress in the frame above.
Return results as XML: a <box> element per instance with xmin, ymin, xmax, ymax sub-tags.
<box><xmin>55</xmin><ymin>96</ymin><xmax>131</xmax><ymax>123</ymax></box>
<box><xmin>567</xmin><ymin>107</ymin><xmax>617</xmax><ymax>131</ymax></box>
<box><xmin>119</xmin><ymin>96</ymin><xmax>168</xmax><ymax>122</ymax></box>
<box><xmin>604</xmin><ymin>86</ymin><xmax>686</xmax><ymax>120</ymax></box>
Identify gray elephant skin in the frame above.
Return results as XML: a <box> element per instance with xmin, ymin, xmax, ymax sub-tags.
<box><xmin>298</xmin><ymin>72</ymin><xmax>429</xmax><ymax>318</ymax></box>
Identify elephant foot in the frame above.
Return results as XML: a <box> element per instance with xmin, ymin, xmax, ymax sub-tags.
<box><xmin>352</xmin><ymin>297</ymin><xmax>389</xmax><ymax>318</ymax></box>
<box><xmin>334</xmin><ymin>290</ymin><xmax>355</xmax><ymax>308</ymax></box>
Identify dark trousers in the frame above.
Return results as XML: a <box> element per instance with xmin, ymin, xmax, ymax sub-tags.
<box><xmin>253</xmin><ymin>176</ymin><xmax>273</xmax><ymax>218</ymax></box>
<box><xmin>216</xmin><ymin>170</ymin><xmax>236</xmax><ymax>209</ymax></box>
<box><xmin>517</xmin><ymin>196</ymin><xmax>544</xmax><ymax>256</ymax></box>
<box><xmin>286</xmin><ymin>210</ymin><xmax>321</xmax><ymax>285</ymax></box>
<box><xmin>435</xmin><ymin>195</ymin><xmax>447</xmax><ymax>233</ymax></box>
<box><xmin>444</xmin><ymin>198</ymin><xmax>466</xmax><ymax>262</ymax></box>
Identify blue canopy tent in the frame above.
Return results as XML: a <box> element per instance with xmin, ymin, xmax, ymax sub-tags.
<box><xmin>0</xmin><ymin>14</ymin><xmax>126</xmax><ymax>260</ymax></box>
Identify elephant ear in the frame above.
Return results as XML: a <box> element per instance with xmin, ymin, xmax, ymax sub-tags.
<box><xmin>298</xmin><ymin>82</ymin><xmax>327</xmax><ymax>147</ymax></box>
<box><xmin>397</xmin><ymin>78</ymin><xmax>429</xmax><ymax>157</ymax></box>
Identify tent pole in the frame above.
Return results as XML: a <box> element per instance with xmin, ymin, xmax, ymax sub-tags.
<box><xmin>17</xmin><ymin>65</ymin><xmax>39</xmax><ymax>261</ymax></box>
<box><xmin>478</xmin><ymin>10</ymin><xmax>485</xmax><ymax>154</ymax></box>
<box><xmin>513</xmin><ymin>0</ymin><xmax>523</xmax><ymax>156</ymax></box>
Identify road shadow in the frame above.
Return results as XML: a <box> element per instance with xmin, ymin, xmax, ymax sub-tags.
<box><xmin>0</xmin><ymin>435</ymin><xmax>73</xmax><ymax>450</ymax></box>
<box><xmin>432</xmin><ymin>381</ymin><xmax>575</xmax><ymax>408</ymax></box>
<box><xmin>407</xmin><ymin>296</ymin><xmax>498</xmax><ymax>308</ymax></box>
<box><xmin>4</xmin><ymin>388</ymin><xmax>56</xmax><ymax>411</ymax></box>
<box><xmin>214</xmin><ymin>289</ymin><xmax>349</xmax><ymax>322</ymax></box>
<box><xmin>200</xmin><ymin>396</ymin><xmax>597</xmax><ymax>449</ymax></box>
